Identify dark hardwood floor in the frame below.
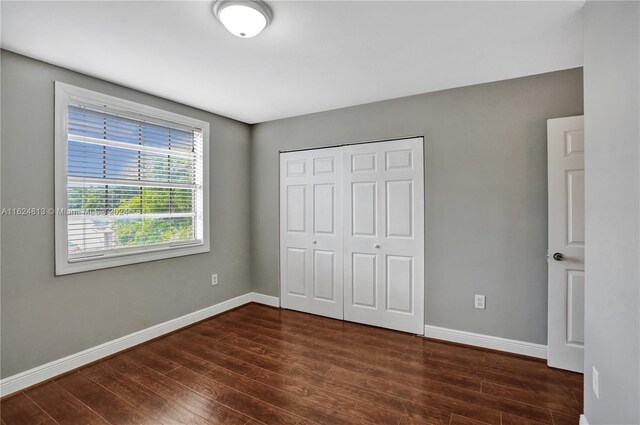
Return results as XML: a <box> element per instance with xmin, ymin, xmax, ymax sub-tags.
<box><xmin>1</xmin><ymin>303</ymin><xmax>583</xmax><ymax>425</ymax></box>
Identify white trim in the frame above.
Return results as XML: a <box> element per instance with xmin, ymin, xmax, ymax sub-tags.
<box><xmin>58</xmin><ymin>82</ymin><xmax>209</xmax><ymax>130</ymax></box>
<box><xmin>0</xmin><ymin>291</ymin><xmax>277</xmax><ymax>397</ymax></box>
<box><xmin>250</xmin><ymin>292</ymin><xmax>281</xmax><ymax>307</ymax></box>
<box><xmin>424</xmin><ymin>325</ymin><xmax>548</xmax><ymax>359</ymax></box>
<box><xmin>579</xmin><ymin>415</ymin><xmax>589</xmax><ymax>425</ymax></box>
<box><xmin>58</xmin><ymin>242</ymin><xmax>210</xmax><ymax>274</ymax></box>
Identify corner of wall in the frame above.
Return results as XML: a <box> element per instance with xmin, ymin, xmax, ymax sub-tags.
<box><xmin>248</xmin><ymin>121</ymin><xmax>257</xmax><ymax>294</ymax></box>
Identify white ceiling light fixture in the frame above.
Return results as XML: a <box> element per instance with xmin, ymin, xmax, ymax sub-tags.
<box><xmin>213</xmin><ymin>0</ymin><xmax>272</xmax><ymax>38</ymax></box>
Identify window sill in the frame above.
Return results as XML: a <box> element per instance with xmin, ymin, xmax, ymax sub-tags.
<box><xmin>55</xmin><ymin>242</ymin><xmax>210</xmax><ymax>276</ymax></box>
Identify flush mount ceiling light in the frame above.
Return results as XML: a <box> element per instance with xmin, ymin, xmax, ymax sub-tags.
<box><xmin>213</xmin><ymin>0</ymin><xmax>273</xmax><ymax>38</ymax></box>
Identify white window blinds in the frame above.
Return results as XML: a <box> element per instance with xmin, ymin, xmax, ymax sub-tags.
<box><xmin>65</xmin><ymin>103</ymin><xmax>204</xmax><ymax>259</ymax></box>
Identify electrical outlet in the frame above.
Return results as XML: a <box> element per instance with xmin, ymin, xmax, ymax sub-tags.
<box><xmin>211</xmin><ymin>273</ymin><xmax>218</xmax><ymax>286</ymax></box>
<box><xmin>592</xmin><ymin>366</ymin><xmax>599</xmax><ymax>399</ymax></box>
<box><xmin>474</xmin><ymin>295</ymin><xmax>486</xmax><ymax>310</ymax></box>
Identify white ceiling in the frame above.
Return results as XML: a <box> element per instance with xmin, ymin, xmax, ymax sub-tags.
<box><xmin>1</xmin><ymin>1</ymin><xmax>584</xmax><ymax>124</ymax></box>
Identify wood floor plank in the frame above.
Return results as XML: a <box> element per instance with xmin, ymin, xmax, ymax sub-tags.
<box><xmin>414</xmin><ymin>344</ymin><xmax>582</xmax><ymax>395</ymax></box>
<box><xmin>166</xmin><ymin>366</ymin><xmax>302</xmax><ymax>425</ymax></box>
<box><xmin>3</xmin><ymin>305</ymin><xmax>583</xmax><ymax>425</ymax></box>
<box><xmin>326</xmin><ymin>364</ymin><xmax>502</xmax><ymax>424</ymax></box>
<box><xmin>122</xmin><ymin>345</ymin><xmax>181</xmax><ymax>375</ymax></box>
<box><xmin>429</xmin><ymin>352</ymin><xmax>581</xmax><ymax>391</ymax></box>
<box><xmin>221</xmin><ymin>332</ymin><xmax>372</xmax><ymax>374</ymax></box>
<box><xmin>205</xmin><ymin>365</ymin><xmax>385</xmax><ymax>425</ymax></box>
<box><xmin>81</xmin><ymin>362</ymin><xmax>212</xmax><ymax>425</ymax></box>
<box><xmin>501</xmin><ymin>412</ymin><xmax>552</xmax><ymax>425</ymax></box>
<box><xmin>245</xmin><ymin>365</ymin><xmax>450</xmax><ymax>425</ymax></box>
<box><xmin>448</xmin><ymin>414</ymin><xmax>493</xmax><ymax>425</ymax></box>
<box><xmin>25</xmin><ymin>381</ymin><xmax>104</xmax><ymax>425</ymax></box>
<box><xmin>424</xmin><ymin>358</ymin><xmax>579</xmax><ymax>396</ymax></box>
<box><xmin>165</xmin><ymin>331</ymin><xmax>298</xmax><ymax>374</ymax></box>
<box><xmin>143</xmin><ymin>338</ymin><xmax>218</xmax><ymax>375</ymax></box>
<box><xmin>54</xmin><ymin>371</ymin><xmax>159</xmax><ymax>425</ymax></box>
<box><xmin>484</xmin><ymin>353</ymin><xmax>582</xmax><ymax>385</ymax></box>
<box><xmin>481</xmin><ymin>381</ymin><xmax>581</xmax><ymax>415</ymax></box>
<box><xmin>363</xmin><ymin>365</ymin><xmax>554</xmax><ymax>423</ymax></box>
<box><xmin>88</xmin><ymin>418</ymin><xmax>111</xmax><ymax>425</ymax></box>
<box><xmin>550</xmin><ymin>411</ymin><xmax>580</xmax><ymax>425</ymax></box>
<box><xmin>105</xmin><ymin>354</ymin><xmax>250</xmax><ymax>425</ymax></box>
<box><xmin>177</xmin><ymin>330</ymin><xmax>334</xmax><ymax>375</ymax></box>
<box><xmin>0</xmin><ymin>392</ymin><xmax>50</xmax><ymax>425</ymax></box>
<box><xmin>190</xmin><ymin>321</ymin><xmax>249</xmax><ymax>341</ymax></box>
<box><xmin>236</xmin><ymin>364</ymin><xmax>407</xmax><ymax>425</ymax></box>
<box><xmin>159</xmin><ymin>333</ymin><xmax>257</xmax><ymax>375</ymax></box>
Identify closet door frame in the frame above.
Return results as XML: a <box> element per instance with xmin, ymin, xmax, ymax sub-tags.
<box><xmin>278</xmin><ymin>136</ymin><xmax>425</xmax><ymax>334</ymax></box>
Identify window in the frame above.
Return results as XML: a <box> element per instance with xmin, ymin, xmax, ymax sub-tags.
<box><xmin>55</xmin><ymin>82</ymin><xmax>209</xmax><ymax>275</ymax></box>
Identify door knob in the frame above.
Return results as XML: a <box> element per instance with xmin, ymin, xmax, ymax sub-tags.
<box><xmin>312</xmin><ymin>240</ymin><xmax>317</xmax><ymax>244</ymax></box>
<box><xmin>374</xmin><ymin>244</ymin><xmax>381</xmax><ymax>248</ymax></box>
<box><xmin>553</xmin><ymin>252</ymin><xmax>564</xmax><ymax>261</ymax></box>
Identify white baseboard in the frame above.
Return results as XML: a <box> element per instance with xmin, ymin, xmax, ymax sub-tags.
<box><xmin>424</xmin><ymin>325</ymin><xmax>548</xmax><ymax>359</ymax></box>
<box><xmin>579</xmin><ymin>414</ymin><xmax>589</xmax><ymax>425</ymax></box>
<box><xmin>249</xmin><ymin>292</ymin><xmax>280</xmax><ymax>307</ymax></box>
<box><xmin>0</xmin><ymin>291</ymin><xmax>278</xmax><ymax>397</ymax></box>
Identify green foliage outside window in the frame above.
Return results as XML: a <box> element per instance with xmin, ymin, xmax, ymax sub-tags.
<box><xmin>68</xmin><ymin>186</ymin><xmax>194</xmax><ymax>247</ymax></box>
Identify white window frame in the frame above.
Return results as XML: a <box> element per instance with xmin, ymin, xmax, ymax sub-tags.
<box><xmin>54</xmin><ymin>82</ymin><xmax>210</xmax><ymax>275</ymax></box>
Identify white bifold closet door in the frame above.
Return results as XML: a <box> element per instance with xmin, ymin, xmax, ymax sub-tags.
<box><xmin>280</xmin><ymin>137</ymin><xmax>424</xmax><ymax>334</ymax></box>
<box><xmin>280</xmin><ymin>147</ymin><xmax>344</xmax><ymax>319</ymax></box>
<box><xmin>343</xmin><ymin>138</ymin><xmax>424</xmax><ymax>334</ymax></box>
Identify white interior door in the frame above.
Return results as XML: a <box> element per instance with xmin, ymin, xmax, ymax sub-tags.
<box><xmin>343</xmin><ymin>138</ymin><xmax>425</xmax><ymax>334</ymax></box>
<box><xmin>547</xmin><ymin>116</ymin><xmax>585</xmax><ymax>373</ymax></box>
<box><xmin>280</xmin><ymin>148</ymin><xmax>344</xmax><ymax>319</ymax></box>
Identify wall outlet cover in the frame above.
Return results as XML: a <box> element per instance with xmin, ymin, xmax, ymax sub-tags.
<box><xmin>474</xmin><ymin>295</ymin><xmax>486</xmax><ymax>310</ymax></box>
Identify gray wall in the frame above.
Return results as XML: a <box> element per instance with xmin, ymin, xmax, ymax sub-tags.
<box><xmin>583</xmin><ymin>2</ymin><xmax>640</xmax><ymax>424</ymax></box>
<box><xmin>252</xmin><ymin>69</ymin><xmax>584</xmax><ymax>345</ymax></box>
<box><xmin>0</xmin><ymin>50</ymin><xmax>252</xmax><ymax>378</ymax></box>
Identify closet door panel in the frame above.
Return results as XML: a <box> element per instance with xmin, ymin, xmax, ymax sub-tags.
<box><xmin>343</xmin><ymin>138</ymin><xmax>424</xmax><ymax>334</ymax></box>
<box><xmin>280</xmin><ymin>148</ymin><xmax>343</xmax><ymax>319</ymax></box>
